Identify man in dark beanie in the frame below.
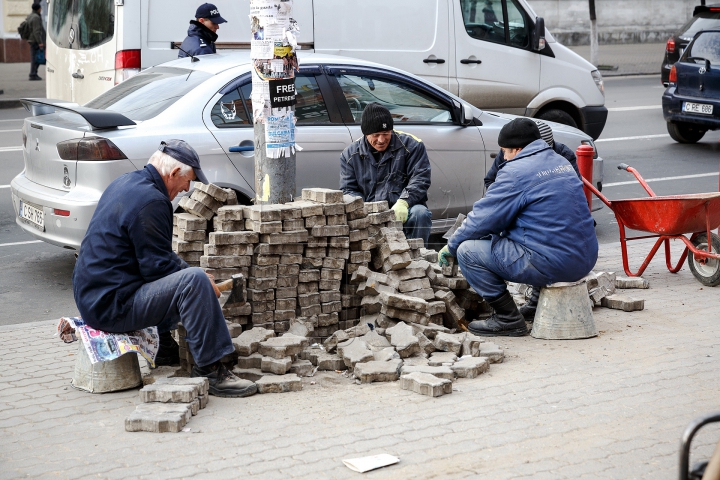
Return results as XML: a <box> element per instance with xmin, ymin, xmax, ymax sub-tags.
<box><xmin>438</xmin><ymin>117</ymin><xmax>598</xmax><ymax>336</ymax></box>
<box><xmin>24</xmin><ymin>3</ymin><xmax>45</xmax><ymax>81</ymax></box>
<box><xmin>340</xmin><ymin>103</ymin><xmax>432</xmax><ymax>245</ymax></box>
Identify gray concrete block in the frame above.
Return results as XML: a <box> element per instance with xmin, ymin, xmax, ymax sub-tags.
<box><xmin>216</xmin><ymin>204</ymin><xmax>244</xmax><ymax>221</ymax></box>
<box><xmin>400</xmin><ymin>372</ymin><xmax>452</xmax><ymax>397</ymax></box>
<box><xmin>478</xmin><ymin>342</ymin><xmax>505</xmax><ymax>363</ymax></box>
<box><xmin>139</xmin><ymin>384</ymin><xmax>199</xmax><ymax>403</ymax></box>
<box><xmin>460</xmin><ymin>332</ymin><xmax>484</xmax><ymax>357</ymax></box>
<box><xmin>261</xmin><ymin>356</ymin><xmax>293</xmax><ymax>375</ymax></box>
<box><xmin>428</xmin><ymin>352</ymin><xmax>458</xmax><ymax>366</ymax></box>
<box><xmin>194</xmin><ymin>182</ymin><xmax>229</xmax><ymax>202</ymax></box>
<box><xmin>258</xmin><ymin>334</ymin><xmax>309</xmax><ymax>359</ymax></box>
<box><xmin>301</xmin><ymin>187</ymin><xmax>344</xmax><ymax>204</ymax></box>
<box><xmin>416</xmin><ymin>332</ymin><xmax>437</xmax><ymax>356</ymax></box>
<box><xmin>615</xmin><ymin>276</ymin><xmax>650</xmax><ymax>289</ymax></box>
<box><xmin>153</xmin><ymin>377</ymin><xmax>209</xmax><ymax>396</ymax></box>
<box><xmin>125</xmin><ymin>403</ymin><xmax>192</xmax><ymax>433</ymax></box>
<box><xmin>601</xmin><ymin>294</ymin><xmax>645</xmax><ymax>311</ymax></box>
<box><xmin>237</xmin><ymin>352</ymin><xmax>263</xmax><ymax>369</ymax></box>
<box><xmin>337</xmin><ymin>339</ymin><xmax>374</xmax><ymax>368</ymax></box>
<box><xmin>400</xmin><ymin>364</ymin><xmax>455</xmax><ymax>381</ymax></box>
<box><xmin>232</xmin><ymin>327</ymin><xmax>275</xmax><ymax>356</ymax></box>
<box><xmin>373</xmin><ymin>347</ymin><xmax>401</xmax><ymax>362</ymax></box>
<box><xmin>323</xmin><ymin>330</ymin><xmax>350</xmax><ymax>353</ymax></box>
<box><xmin>256</xmin><ymin>374</ymin><xmax>303</xmax><ymax>393</ymax></box>
<box><xmin>354</xmin><ymin>359</ymin><xmax>402</xmax><ymax>383</ymax></box>
<box><xmin>175</xmin><ymin>212</ymin><xmax>207</xmax><ymax>231</ymax></box>
<box><xmin>381</xmin><ymin>305</ymin><xmax>430</xmax><ymax>326</ymax></box>
<box><xmin>290</xmin><ymin>359</ymin><xmax>314</xmax><ymax>377</ymax></box>
<box><xmin>179</xmin><ymin>196</ymin><xmax>214</xmax><ymax>220</ymax></box>
<box><xmin>381</xmin><ymin>292</ymin><xmax>428</xmax><ymax>313</ymax></box>
<box><xmin>433</xmin><ymin>332</ymin><xmax>463</xmax><ymax>355</ymax></box>
<box><xmin>451</xmin><ymin>357</ymin><xmax>489</xmax><ymax>378</ymax></box>
<box><xmin>386</xmin><ymin>321</ymin><xmax>421</xmax><ymax>358</ymax></box>
<box><xmin>365</xmin><ymin>201</ymin><xmax>389</xmax><ymax>213</ymax></box>
<box><xmin>316</xmin><ymin>352</ymin><xmax>346</xmax><ymax>371</ymax></box>
<box><xmin>361</xmin><ymin>330</ymin><xmax>391</xmax><ymax>349</ymax></box>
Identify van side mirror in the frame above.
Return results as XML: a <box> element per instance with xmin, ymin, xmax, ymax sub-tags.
<box><xmin>533</xmin><ymin>17</ymin><xmax>546</xmax><ymax>51</ymax></box>
<box><xmin>461</xmin><ymin>102</ymin><xmax>474</xmax><ymax>125</ymax></box>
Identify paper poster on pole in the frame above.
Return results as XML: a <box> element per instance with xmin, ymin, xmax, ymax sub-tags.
<box><xmin>269</xmin><ymin>77</ymin><xmax>296</xmax><ymax>108</ymax></box>
<box><xmin>251</xmin><ymin>39</ymin><xmax>274</xmax><ymax>59</ymax></box>
<box><xmin>265</xmin><ymin>111</ymin><xmax>295</xmax><ymax>158</ymax></box>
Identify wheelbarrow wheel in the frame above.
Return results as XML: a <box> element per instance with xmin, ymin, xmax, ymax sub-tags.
<box><xmin>688</xmin><ymin>233</ymin><xmax>720</xmax><ymax>287</ymax></box>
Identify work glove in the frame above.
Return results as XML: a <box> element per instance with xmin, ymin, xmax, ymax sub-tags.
<box><xmin>391</xmin><ymin>199</ymin><xmax>409</xmax><ymax>223</ymax></box>
<box><xmin>438</xmin><ymin>245</ymin><xmax>454</xmax><ymax>267</ymax></box>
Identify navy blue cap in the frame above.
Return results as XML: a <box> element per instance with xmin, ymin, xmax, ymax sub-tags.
<box><xmin>195</xmin><ymin>3</ymin><xmax>226</xmax><ymax>24</ymax></box>
<box><xmin>158</xmin><ymin>140</ymin><xmax>209</xmax><ymax>184</ymax></box>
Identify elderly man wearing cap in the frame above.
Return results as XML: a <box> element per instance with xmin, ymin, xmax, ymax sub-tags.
<box><xmin>73</xmin><ymin>140</ymin><xmax>256</xmax><ymax>398</ymax></box>
<box><xmin>340</xmin><ymin>103</ymin><xmax>433</xmax><ymax>245</ymax></box>
<box><xmin>438</xmin><ymin>118</ymin><xmax>598</xmax><ymax>337</ymax></box>
<box><xmin>178</xmin><ymin>3</ymin><xmax>227</xmax><ymax>59</ymax></box>
<box><xmin>483</xmin><ymin>119</ymin><xmax>581</xmax><ymax>323</ymax></box>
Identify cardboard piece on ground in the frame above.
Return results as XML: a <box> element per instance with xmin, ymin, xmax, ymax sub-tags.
<box><xmin>342</xmin><ymin>454</ymin><xmax>399</xmax><ymax>473</ymax></box>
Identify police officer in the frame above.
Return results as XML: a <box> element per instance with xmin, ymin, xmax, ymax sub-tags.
<box><xmin>178</xmin><ymin>3</ymin><xmax>227</xmax><ymax>58</ymax></box>
<box><xmin>340</xmin><ymin>103</ymin><xmax>433</xmax><ymax>246</ymax></box>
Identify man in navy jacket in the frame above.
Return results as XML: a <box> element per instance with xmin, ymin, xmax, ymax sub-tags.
<box><xmin>439</xmin><ymin>118</ymin><xmax>598</xmax><ymax>337</ymax></box>
<box><xmin>73</xmin><ymin>140</ymin><xmax>256</xmax><ymax>397</ymax></box>
<box><xmin>178</xmin><ymin>3</ymin><xmax>226</xmax><ymax>58</ymax></box>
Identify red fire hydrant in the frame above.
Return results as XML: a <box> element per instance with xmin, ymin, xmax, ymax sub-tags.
<box><xmin>576</xmin><ymin>144</ymin><xmax>595</xmax><ymax>211</ymax></box>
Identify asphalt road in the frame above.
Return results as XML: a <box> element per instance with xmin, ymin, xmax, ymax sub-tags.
<box><xmin>0</xmin><ymin>74</ymin><xmax>718</xmax><ymax>326</ymax></box>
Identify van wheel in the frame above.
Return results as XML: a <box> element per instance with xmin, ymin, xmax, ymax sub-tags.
<box><xmin>667</xmin><ymin>122</ymin><xmax>706</xmax><ymax>144</ymax></box>
<box><xmin>537</xmin><ymin>109</ymin><xmax>578</xmax><ymax>129</ymax></box>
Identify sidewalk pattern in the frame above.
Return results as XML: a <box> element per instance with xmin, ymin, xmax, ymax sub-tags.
<box><xmin>1</xmin><ymin>239</ymin><xmax>719</xmax><ymax>479</ymax></box>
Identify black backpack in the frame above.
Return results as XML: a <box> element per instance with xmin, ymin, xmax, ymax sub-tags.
<box><xmin>18</xmin><ymin>20</ymin><xmax>31</xmax><ymax>40</ymax></box>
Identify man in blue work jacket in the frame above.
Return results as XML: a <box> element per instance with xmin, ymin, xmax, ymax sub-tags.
<box><xmin>439</xmin><ymin>118</ymin><xmax>598</xmax><ymax>337</ymax></box>
<box><xmin>73</xmin><ymin>140</ymin><xmax>256</xmax><ymax>398</ymax></box>
<box><xmin>340</xmin><ymin>103</ymin><xmax>433</xmax><ymax>245</ymax></box>
<box><xmin>178</xmin><ymin>3</ymin><xmax>227</xmax><ymax>58</ymax></box>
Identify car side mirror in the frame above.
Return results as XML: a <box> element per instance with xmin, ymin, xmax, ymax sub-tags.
<box><xmin>533</xmin><ymin>17</ymin><xmax>546</xmax><ymax>51</ymax></box>
<box><xmin>461</xmin><ymin>102</ymin><xmax>473</xmax><ymax>125</ymax></box>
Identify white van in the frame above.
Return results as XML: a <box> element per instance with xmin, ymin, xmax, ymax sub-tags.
<box><xmin>45</xmin><ymin>0</ymin><xmax>608</xmax><ymax>139</ymax></box>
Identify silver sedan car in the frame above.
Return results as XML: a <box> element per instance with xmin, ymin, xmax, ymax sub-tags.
<box><xmin>12</xmin><ymin>52</ymin><xmax>604</xmax><ymax>250</ymax></box>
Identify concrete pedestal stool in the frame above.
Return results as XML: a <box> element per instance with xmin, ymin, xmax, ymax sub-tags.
<box><xmin>530</xmin><ymin>277</ymin><xmax>597</xmax><ymax>340</ymax></box>
<box><xmin>72</xmin><ymin>339</ymin><xmax>143</xmax><ymax>393</ymax></box>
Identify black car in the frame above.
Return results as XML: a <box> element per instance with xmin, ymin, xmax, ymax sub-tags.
<box><xmin>662</xmin><ymin>29</ymin><xmax>720</xmax><ymax>143</ymax></box>
<box><xmin>661</xmin><ymin>4</ymin><xmax>720</xmax><ymax>85</ymax></box>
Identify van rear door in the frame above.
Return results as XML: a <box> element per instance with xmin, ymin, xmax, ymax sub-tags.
<box><xmin>453</xmin><ymin>0</ymin><xmax>540</xmax><ymax>114</ymax></box>
<box><xmin>313</xmin><ymin>0</ymin><xmax>452</xmax><ymax>91</ymax></box>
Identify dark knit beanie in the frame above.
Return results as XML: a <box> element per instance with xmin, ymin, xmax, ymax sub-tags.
<box><xmin>498</xmin><ymin>117</ymin><xmax>542</xmax><ymax>149</ymax></box>
<box><xmin>361</xmin><ymin>103</ymin><xmax>394</xmax><ymax>135</ymax></box>
<box><xmin>32</xmin><ymin>2</ymin><xmax>41</xmax><ymax>10</ymax></box>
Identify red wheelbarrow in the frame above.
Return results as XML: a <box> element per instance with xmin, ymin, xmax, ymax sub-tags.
<box><xmin>583</xmin><ymin>164</ymin><xmax>720</xmax><ymax>286</ymax></box>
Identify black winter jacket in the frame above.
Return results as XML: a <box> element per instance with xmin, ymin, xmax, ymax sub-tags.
<box><xmin>484</xmin><ymin>141</ymin><xmax>579</xmax><ymax>190</ymax></box>
<box><xmin>178</xmin><ymin>21</ymin><xmax>217</xmax><ymax>58</ymax></box>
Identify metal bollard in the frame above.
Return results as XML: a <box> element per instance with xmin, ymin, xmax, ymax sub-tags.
<box><xmin>576</xmin><ymin>144</ymin><xmax>595</xmax><ymax>211</ymax></box>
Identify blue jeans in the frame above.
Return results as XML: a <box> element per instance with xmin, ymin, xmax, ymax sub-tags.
<box><xmin>456</xmin><ymin>239</ymin><xmax>550</xmax><ymax>300</ymax></box>
<box><xmin>114</xmin><ymin>267</ymin><xmax>234</xmax><ymax>367</ymax></box>
<box><xmin>404</xmin><ymin>204</ymin><xmax>432</xmax><ymax>247</ymax></box>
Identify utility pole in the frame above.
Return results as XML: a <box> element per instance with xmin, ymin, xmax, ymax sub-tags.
<box><xmin>249</xmin><ymin>0</ymin><xmax>299</xmax><ymax>205</ymax></box>
<box><xmin>589</xmin><ymin>0</ymin><xmax>598</xmax><ymax>66</ymax></box>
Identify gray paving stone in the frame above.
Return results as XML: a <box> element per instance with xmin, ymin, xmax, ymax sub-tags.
<box><xmin>337</xmin><ymin>339</ymin><xmax>374</xmax><ymax>368</ymax></box>
<box><xmin>433</xmin><ymin>332</ymin><xmax>463</xmax><ymax>355</ymax></box>
<box><xmin>258</xmin><ymin>334</ymin><xmax>309</xmax><ymax>359</ymax></box>
<box><xmin>615</xmin><ymin>276</ymin><xmax>650</xmax><ymax>289</ymax></box>
<box><xmin>361</xmin><ymin>330</ymin><xmax>391</xmax><ymax>349</ymax></box>
<box><xmin>256</xmin><ymin>374</ymin><xmax>303</xmax><ymax>393</ymax></box>
<box><xmin>416</xmin><ymin>332</ymin><xmax>437</xmax><ymax>356</ymax></box>
<box><xmin>460</xmin><ymin>332</ymin><xmax>484</xmax><ymax>357</ymax></box>
<box><xmin>354</xmin><ymin>359</ymin><xmax>403</xmax><ymax>383</ymax></box>
<box><xmin>478</xmin><ymin>343</ymin><xmax>505</xmax><ymax>363</ymax></box>
<box><xmin>373</xmin><ymin>347</ymin><xmax>401</xmax><ymax>362</ymax></box>
<box><xmin>428</xmin><ymin>352</ymin><xmax>458</xmax><ymax>366</ymax></box>
<box><xmin>601</xmin><ymin>294</ymin><xmax>645</xmax><ymax>312</ymax></box>
<box><xmin>290</xmin><ymin>359</ymin><xmax>314</xmax><ymax>377</ymax></box>
<box><xmin>232</xmin><ymin>327</ymin><xmax>275</xmax><ymax>356</ymax></box>
<box><xmin>386</xmin><ymin>322</ymin><xmax>421</xmax><ymax>358</ymax></box>
<box><xmin>315</xmin><ymin>352</ymin><xmax>346</xmax><ymax>371</ymax></box>
<box><xmin>261</xmin><ymin>356</ymin><xmax>292</xmax><ymax>375</ymax></box>
<box><xmin>139</xmin><ymin>384</ymin><xmax>199</xmax><ymax>403</ymax></box>
<box><xmin>451</xmin><ymin>357</ymin><xmax>489</xmax><ymax>378</ymax></box>
<box><xmin>400</xmin><ymin>365</ymin><xmax>455</xmax><ymax>381</ymax></box>
<box><xmin>152</xmin><ymin>377</ymin><xmax>209</xmax><ymax>396</ymax></box>
<box><xmin>125</xmin><ymin>403</ymin><xmax>192</xmax><ymax>433</ymax></box>
<box><xmin>400</xmin><ymin>372</ymin><xmax>452</xmax><ymax>397</ymax></box>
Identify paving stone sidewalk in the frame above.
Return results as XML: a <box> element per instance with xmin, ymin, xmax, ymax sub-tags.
<box><xmin>1</xmin><ymin>238</ymin><xmax>719</xmax><ymax>479</ymax></box>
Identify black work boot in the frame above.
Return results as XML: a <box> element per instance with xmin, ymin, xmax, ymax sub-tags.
<box><xmin>155</xmin><ymin>331</ymin><xmax>180</xmax><ymax>366</ymax></box>
<box><xmin>468</xmin><ymin>291</ymin><xmax>528</xmax><ymax>337</ymax></box>
<box><xmin>191</xmin><ymin>362</ymin><xmax>257</xmax><ymax>398</ymax></box>
<box><xmin>519</xmin><ymin>286</ymin><xmax>541</xmax><ymax>322</ymax></box>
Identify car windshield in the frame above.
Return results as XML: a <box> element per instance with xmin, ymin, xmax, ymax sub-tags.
<box><xmin>85</xmin><ymin>67</ymin><xmax>211</xmax><ymax>121</ymax></box>
<box><xmin>680</xmin><ymin>11</ymin><xmax>720</xmax><ymax>40</ymax></box>
<box><xmin>686</xmin><ymin>31</ymin><xmax>720</xmax><ymax>65</ymax></box>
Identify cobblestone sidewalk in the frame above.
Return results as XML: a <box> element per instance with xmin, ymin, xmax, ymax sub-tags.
<box><xmin>1</xmin><ymin>239</ymin><xmax>719</xmax><ymax>479</ymax></box>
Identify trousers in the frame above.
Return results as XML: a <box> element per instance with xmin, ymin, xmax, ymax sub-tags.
<box><xmin>103</xmin><ymin>267</ymin><xmax>234</xmax><ymax>367</ymax></box>
<box><xmin>29</xmin><ymin>43</ymin><xmax>40</xmax><ymax>77</ymax></box>
<box><xmin>456</xmin><ymin>239</ymin><xmax>551</xmax><ymax>300</ymax></box>
<box><xmin>404</xmin><ymin>204</ymin><xmax>432</xmax><ymax>247</ymax></box>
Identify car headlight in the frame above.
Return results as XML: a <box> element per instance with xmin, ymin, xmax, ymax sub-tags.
<box><xmin>591</xmin><ymin>70</ymin><xmax>604</xmax><ymax>97</ymax></box>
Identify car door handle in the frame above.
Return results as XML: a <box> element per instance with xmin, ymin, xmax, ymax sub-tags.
<box><xmin>72</xmin><ymin>72</ymin><xmax>84</xmax><ymax>79</ymax></box>
<box><xmin>229</xmin><ymin>145</ymin><xmax>254</xmax><ymax>152</ymax></box>
<box><xmin>460</xmin><ymin>59</ymin><xmax>482</xmax><ymax>65</ymax></box>
<box><xmin>423</xmin><ymin>58</ymin><xmax>446</xmax><ymax>64</ymax></box>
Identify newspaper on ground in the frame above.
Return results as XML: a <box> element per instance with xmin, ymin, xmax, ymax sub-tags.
<box><xmin>342</xmin><ymin>454</ymin><xmax>400</xmax><ymax>473</ymax></box>
<box><xmin>57</xmin><ymin>317</ymin><xmax>159</xmax><ymax>367</ymax></box>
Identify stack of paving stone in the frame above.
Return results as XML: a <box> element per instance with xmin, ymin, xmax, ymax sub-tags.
<box><xmin>125</xmin><ymin>377</ymin><xmax>209</xmax><ymax>433</ymax></box>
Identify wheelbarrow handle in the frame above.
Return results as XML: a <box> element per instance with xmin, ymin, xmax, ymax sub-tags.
<box><xmin>617</xmin><ymin>163</ymin><xmax>657</xmax><ymax>197</ymax></box>
<box><xmin>618</xmin><ymin>163</ymin><xmax>630</xmax><ymax>171</ymax></box>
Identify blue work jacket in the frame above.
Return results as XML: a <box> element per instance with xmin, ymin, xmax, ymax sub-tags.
<box><xmin>72</xmin><ymin>165</ymin><xmax>187</xmax><ymax>330</ymax></box>
<box><xmin>448</xmin><ymin>139</ymin><xmax>598</xmax><ymax>283</ymax></box>
<box><xmin>178</xmin><ymin>21</ymin><xmax>217</xmax><ymax>58</ymax></box>
<box><xmin>484</xmin><ymin>141</ymin><xmax>580</xmax><ymax>190</ymax></box>
<box><xmin>340</xmin><ymin>131</ymin><xmax>431</xmax><ymax>208</ymax></box>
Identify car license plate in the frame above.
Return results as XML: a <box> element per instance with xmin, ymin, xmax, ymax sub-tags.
<box><xmin>683</xmin><ymin>102</ymin><xmax>713</xmax><ymax>115</ymax></box>
<box><xmin>19</xmin><ymin>200</ymin><xmax>44</xmax><ymax>231</ymax></box>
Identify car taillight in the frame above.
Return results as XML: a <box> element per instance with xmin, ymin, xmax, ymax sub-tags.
<box><xmin>53</xmin><ymin>209</ymin><xmax>70</xmax><ymax>216</ymax></box>
<box><xmin>114</xmin><ymin>49</ymin><xmax>141</xmax><ymax>85</ymax></box>
<box><xmin>57</xmin><ymin>138</ymin><xmax>128</xmax><ymax>161</ymax></box>
<box><xmin>666</xmin><ymin>37</ymin><xmax>676</xmax><ymax>53</ymax></box>
<box><xmin>669</xmin><ymin>65</ymin><xmax>677</xmax><ymax>83</ymax></box>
